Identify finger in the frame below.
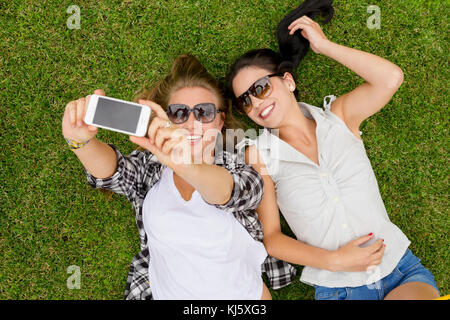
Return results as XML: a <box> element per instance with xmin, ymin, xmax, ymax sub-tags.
<box><xmin>288</xmin><ymin>16</ymin><xmax>311</xmax><ymax>29</ymax></box>
<box><xmin>353</xmin><ymin>233</ymin><xmax>374</xmax><ymax>246</ymax></box>
<box><xmin>138</xmin><ymin>99</ymin><xmax>168</xmax><ymax>120</ymax></box>
<box><xmin>67</xmin><ymin>101</ymin><xmax>77</xmax><ymax>128</ymax></box>
<box><xmin>303</xmin><ymin>15</ymin><xmax>317</xmax><ymax>24</ymax></box>
<box><xmin>161</xmin><ymin>136</ymin><xmax>182</xmax><ymax>155</ymax></box>
<box><xmin>129</xmin><ymin>135</ymin><xmax>158</xmax><ymax>155</ymax></box>
<box><xmin>367</xmin><ymin>238</ymin><xmax>385</xmax><ymax>253</ymax></box>
<box><xmin>76</xmin><ymin>98</ymin><xmax>85</xmax><ymax>127</ymax></box>
<box><xmin>372</xmin><ymin>244</ymin><xmax>386</xmax><ymax>262</ymax></box>
<box><xmin>289</xmin><ymin>25</ymin><xmax>304</xmax><ymax>35</ymax></box>
<box><xmin>289</xmin><ymin>23</ymin><xmax>310</xmax><ymax>35</ymax></box>
<box><xmin>156</xmin><ymin>127</ymin><xmax>184</xmax><ymax>150</ymax></box>
<box><xmin>148</xmin><ymin>117</ymin><xmax>168</xmax><ymax>143</ymax></box>
<box><xmin>94</xmin><ymin>89</ymin><xmax>106</xmax><ymax>96</ymax></box>
<box><xmin>154</xmin><ymin>128</ymin><xmax>174</xmax><ymax>150</ymax></box>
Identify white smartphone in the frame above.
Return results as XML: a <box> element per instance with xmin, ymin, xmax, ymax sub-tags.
<box><xmin>84</xmin><ymin>94</ymin><xmax>151</xmax><ymax>137</ymax></box>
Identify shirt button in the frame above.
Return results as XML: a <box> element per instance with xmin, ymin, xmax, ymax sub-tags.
<box><xmin>342</xmin><ymin>223</ymin><xmax>348</xmax><ymax>229</ymax></box>
<box><xmin>244</xmin><ymin>190</ymin><xmax>249</xmax><ymax>195</ymax></box>
<box><xmin>321</xmin><ymin>172</ymin><xmax>327</xmax><ymax>177</ymax></box>
<box><xmin>334</xmin><ymin>196</ymin><xmax>339</xmax><ymax>202</ymax></box>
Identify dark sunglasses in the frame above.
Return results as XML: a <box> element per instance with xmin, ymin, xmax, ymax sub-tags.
<box><xmin>166</xmin><ymin>103</ymin><xmax>222</xmax><ymax>124</ymax></box>
<box><xmin>235</xmin><ymin>72</ymin><xmax>284</xmax><ymax>113</ymax></box>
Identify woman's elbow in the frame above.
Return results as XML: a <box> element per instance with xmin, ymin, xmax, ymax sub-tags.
<box><xmin>386</xmin><ymin>66</ymin><xmax>404</xmax><ymax>90</ymax></box>
<box><xmin>262</xmin><ymin>233</ymin><xmax>277</xmax><ymax>256</ymax></box>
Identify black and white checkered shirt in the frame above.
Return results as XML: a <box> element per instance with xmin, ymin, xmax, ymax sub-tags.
<box><xmin>84</xmin><ymin>143</ymin><xmax>296</xmax><ymax>299</ymax></box>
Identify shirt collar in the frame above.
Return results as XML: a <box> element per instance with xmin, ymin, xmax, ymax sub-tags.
<box><xmin>256</xmin><ymin>102</ymin><xmax>330</xmax><ymax>164</ymax></box>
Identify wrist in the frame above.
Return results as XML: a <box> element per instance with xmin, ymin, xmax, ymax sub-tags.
<box><xmin>172</xmin><ymin>162</ymin><xmax>199</xmax><ymax>177</ymax></box>
<box><xmin>326</xmin><ymin>250</ymin><xmax>341</xmax><ymax>272</ymax></box>
<box><xmin>65</xmin><ymin>136</ymin><xmax>92</xmax><ymax>151</ymax></box>
<box><xmin>316</xmin><ymin>39</ymin><xmax>334</xmax><ymax>55</ymax></box>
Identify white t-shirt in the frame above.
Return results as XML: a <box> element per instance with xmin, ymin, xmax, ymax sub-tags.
<box><xmin>142</xmin><ymin>166</ymin><xmax>268</xmax><ymax>299</ymax></box>
<box><xmin>236</xmin><ymin>95</ymin><xmax>410</xmax><ymax>288</ymax></box>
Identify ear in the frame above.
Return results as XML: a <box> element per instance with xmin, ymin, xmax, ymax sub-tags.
<box><xmin>218</xmin><ymin>111</ymin><xmax>225</xmax><ymax>130</ymax></box>
<box><xmin>282</xmin><ymin>72</ymin><xmax>296</xmax><ymax>92</ymax></box>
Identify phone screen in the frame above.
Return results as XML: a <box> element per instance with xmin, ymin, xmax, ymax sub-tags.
<box><xmin>93</xmin><ymin>97</ymin><xmax>142</xmax><ymax>133</ymax></box>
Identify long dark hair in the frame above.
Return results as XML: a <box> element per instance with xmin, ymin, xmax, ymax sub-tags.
<box><xmin>226</xmin><ymin>0</ymin><xmax>334</xmax><ymax>100</ymax></box>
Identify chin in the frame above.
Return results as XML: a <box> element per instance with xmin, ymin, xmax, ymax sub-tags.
<box><xmin>250</xmin><ymin>115</ymin><xmax>281</xmax><ymax>130</ymax></box>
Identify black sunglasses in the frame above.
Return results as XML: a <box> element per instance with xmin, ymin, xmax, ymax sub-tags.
<box><xmin>235</xmin><ymin>72</ymin><xmax>284</xmax><ymax>113</ymax></box>
<box><xmin>166</xmin><ymin>103</ymin><xmax>222</xmax><ymax>124</ymax></box>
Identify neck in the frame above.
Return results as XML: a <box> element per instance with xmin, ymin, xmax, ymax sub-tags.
<box><xmin>278</xmin><ymin>100</ymin><xmax>316</xmax><ymax>144</ymax></box>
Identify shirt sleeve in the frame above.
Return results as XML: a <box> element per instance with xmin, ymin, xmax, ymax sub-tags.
<box><xmin>212</xmin><ymin>152</ymin><xmax>264</xmax><ymax>213</ymax></box>
<box><xmin>83</xmin><ymin>143</ymin><xmax>161</xmax><ymax>203</ymax></box>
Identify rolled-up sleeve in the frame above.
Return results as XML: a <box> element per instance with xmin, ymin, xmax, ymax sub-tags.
<box><xmin>84</xmin><ymin>143</ymin><xmax>160</xmax><ymax>203</ymax></box>
<box><xmin>213</xmin><ymin>153</ymin><xmax>264</xmax><ymax>213</ymax></box>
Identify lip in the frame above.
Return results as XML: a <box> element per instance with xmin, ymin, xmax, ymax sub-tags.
<box><xmin>259</xmin><ymin>103</ymin><xmax>275</xmax><ymax>120</ymax></box>
<box><xmin>186</xmin><ymin>135</ymin><xmax>202</xmax><ymax>145</ymax></box>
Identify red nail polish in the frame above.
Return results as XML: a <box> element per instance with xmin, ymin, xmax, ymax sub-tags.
<box><xmin>368</xmin><ymin>233</ymin><xmax>373</xmax><ymax>236</ymax></box>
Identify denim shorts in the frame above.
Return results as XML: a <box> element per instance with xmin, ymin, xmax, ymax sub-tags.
<box><xmin>314</xmin><ymin>249</ymin><xmax>440</xmax><ymax>300</ymax></box>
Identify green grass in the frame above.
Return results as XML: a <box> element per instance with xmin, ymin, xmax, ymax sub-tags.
<box><xmin>1</xmin><ymin>0</ymin><xmax>448</xmax><ymax>299</ymax></box>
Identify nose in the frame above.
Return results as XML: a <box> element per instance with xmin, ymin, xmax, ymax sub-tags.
<box><xmin>181</xmin><ymin>110</ymin><xmax>203</xmax><ymax>133</ymax></box>
<box><xmin>249</xmin><ymin>94</ymin><xmax>265</xmax><ymax>111</ymax></box>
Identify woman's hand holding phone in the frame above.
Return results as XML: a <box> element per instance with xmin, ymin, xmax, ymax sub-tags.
<box><xmin>129</xmin><ymin>100</ymin><xmax>191</xmax><ymax>169</ymax></box>
<box><xmin>62</xmin><ymin>89</ymin><xmax>104</xmax><ymax>142</ymax></box>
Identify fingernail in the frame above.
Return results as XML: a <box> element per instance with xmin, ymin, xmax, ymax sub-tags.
<box><xmin>77</xmin><ymin>121</ymin><xmax>82</xmax><ymax>127</ymax></box>
<box><xmin>72</xmin><ymin>124</ymin><xmax>75</xmax><ymax>128</ymax></box>
<box><xmin>382</xmin><ymin>239</ymin><xmax>384</xmax><ymax>242</ymax></box>
<box><xmin>368</xmin><ymin>233</ymin><xmax>373</xmax><ymax>236</ymax></box>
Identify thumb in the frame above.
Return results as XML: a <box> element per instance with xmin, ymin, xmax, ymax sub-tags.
<box><xmin>87</xmin><ymin>125</ymin><xmax>97</xmax><ymax>132</ymax></box>
<box><xmin>94</xmin><ymin>89</ymin><xmax>106</xmax><ymax>96</ymax></box>
<box><xmin>138</xmin><ymin>99</ymin><xmax>168</xmax><ymax>120</ymax></box>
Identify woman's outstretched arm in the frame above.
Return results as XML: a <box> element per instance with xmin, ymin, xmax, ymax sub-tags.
<box><xmin>62</xmin><ymin>89</ymin><xmax>117</xmax><ymax>179</ymax></box>
<box><xmin>289</xmin><ymin>15</ymin><xmax>404</xmax><ymax>136</ymax></box>
<box><xmin>130</xmin><ymin>99</ymin><xmax>236</xmax><ymax>206</ymax></box>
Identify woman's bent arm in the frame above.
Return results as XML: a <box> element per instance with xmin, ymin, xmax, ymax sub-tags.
<box><xmin>319</xmin><ymin>39</ymin><xmax>403</xmax><ymax>133</ymax></box>
<box><xmin>246</xmin><ymin>145</ymin><xmax>385</xmax><ymax>272</ymax></box>
<box><xmin>289</xmin><ymin>16</ymin><xmax>403</xmax><ymax>135</ymax></box>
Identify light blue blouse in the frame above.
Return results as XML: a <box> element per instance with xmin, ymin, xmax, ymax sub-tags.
<box><xmin>236</xmin><ymin>95</ymin><xmax>410</xmax><ymax>288</ymax></box>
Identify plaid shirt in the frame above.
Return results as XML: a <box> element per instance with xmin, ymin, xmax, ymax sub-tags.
<box><xmin>83</xmin><ymin>143</ymin><xmax>296</xmax><ymax>300</ymax></box>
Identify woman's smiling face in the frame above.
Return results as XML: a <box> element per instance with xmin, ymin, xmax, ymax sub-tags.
<box><xmin>232</xmin><ymin>67</ymin><xmax>296</xmax><ymax>129</ymax></box>
<box><xmin>168</xmin><ymin>86</ymin><xmax>224</xmax><ymax>160</ymax></box>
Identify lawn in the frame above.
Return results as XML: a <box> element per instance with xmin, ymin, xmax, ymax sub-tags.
<box><xmin>0</xmin><ymin>0</ymin><xmax>448</xmax><ymax>299</ymax></box>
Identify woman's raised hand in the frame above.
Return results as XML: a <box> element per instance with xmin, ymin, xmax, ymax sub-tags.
<box><xmin>62</xmin><ymin>89</ymin><xmax>103</xmax><ymax>142</ymax></box>
<box><xmin>129</xmin><ymin>100</ymin><xmax>191</xmax><ymax>168</ymax></box>
<box><xmin>288</xmin><ymin>15</ymin><xmax>329</xmax><ymax>54</ymax></box>
<box><xmin>329</xmin><ymin>234</ymin><xmax>386</xmax><ymax>272</ymax></box>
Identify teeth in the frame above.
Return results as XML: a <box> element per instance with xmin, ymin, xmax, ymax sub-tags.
<box><xmin>187</xmin><ymin>135</ymin><xmax>202</xmax><ymax>140</ymax></box>
<box><xmin>261</xmin><ymin>104</ymin><xmax>274</xmax><ymax>117</ymax></box>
